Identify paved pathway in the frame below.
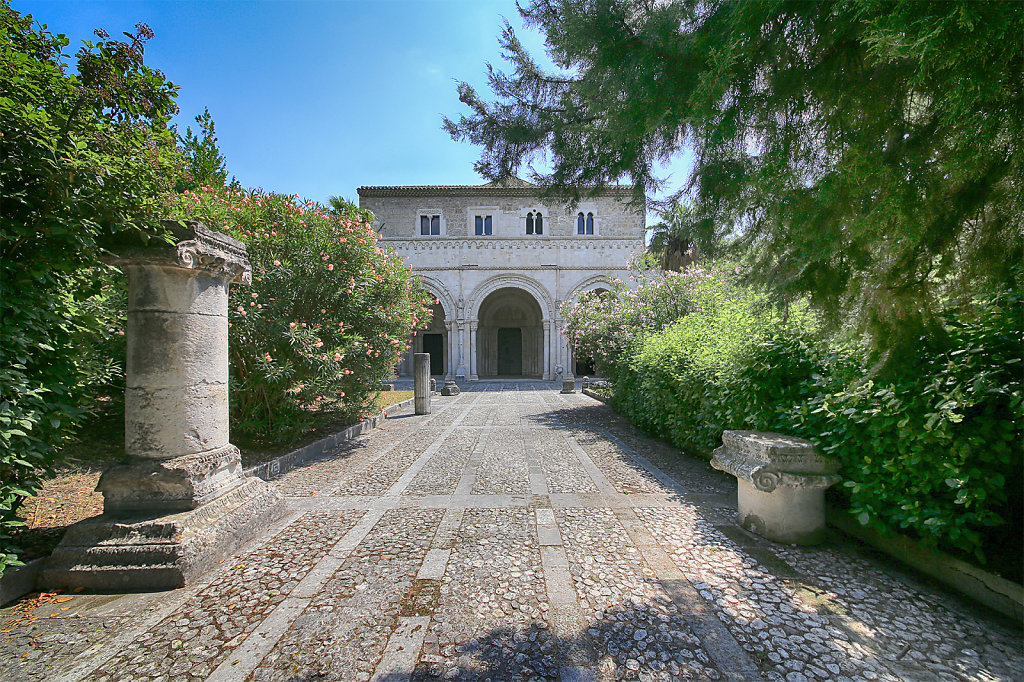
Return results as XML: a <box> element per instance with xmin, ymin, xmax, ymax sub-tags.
<box><xmin>2</xmin><ymin>384</ymin><xmax>1021</xmax><ymax>681</ymax></box>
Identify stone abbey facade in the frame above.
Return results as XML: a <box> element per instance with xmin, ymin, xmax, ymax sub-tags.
<box><xmin>358</xmin><ymin>178</ymin><xmax>645</xmax><ymax>381</ymax></box>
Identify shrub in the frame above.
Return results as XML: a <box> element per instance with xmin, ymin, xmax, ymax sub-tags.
<box><xmin>167</xmin><ymin>187</ymin><xmax>432</xmax><ymax>443</ymax></box>
<box><xmin>787</xmin><ymin>288</ymin><xmax>1023</xmax><ymax>562</ymax></box>
<box><xmin>1</xmin><ymin>9</ymin><xmax>179</xmax><ymax>575</ymax></box>
<box><xmin>561</xmin><ymin>264</ymin><xmax>734</xmax><ymax>377</ymax></box>
<box><xmin>610</xmin><ymin>274</ymin><xmax>785</xmax><ymax>452</ymax></box>
<box><xmin>609</xmin><ymin>271</ymin><xmax>1022</xmax><ymax>563</ymax></box>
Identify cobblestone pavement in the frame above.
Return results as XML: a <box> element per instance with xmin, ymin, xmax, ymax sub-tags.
<box><xmin>2</xmin><ymin>383</ymin><xmax>1021</xmax><ymax>681</ymax></box>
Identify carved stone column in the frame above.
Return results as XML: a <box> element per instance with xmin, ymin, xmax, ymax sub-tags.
<box><xmin>455</xmin><ymin>321</ymin><xmax>467</xmax><ymax>381</ymax></box>
<box><xmin>445</xmin><ymin>321</ymin><xmax>456</xmax><ymax>380</ymax></box>
<box><xmin>542</xmin><ymin>319</ymin><xmax>551</xmax><ymax>380</ymax></box>
<box><xmin>468</xmin><ymin>321</ymin><xmax>479</xmax><ymax>381</ymax></box>
<box><xmin>42</xmin><ymin>221</ymin><xmax>287</xmax><ymax>591</ymax></box>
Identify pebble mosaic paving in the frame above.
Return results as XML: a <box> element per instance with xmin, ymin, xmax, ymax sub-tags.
<box><xmin>1</xmin><ymin>382</ymin><xmax>1020</xmax><ymax>682</ymax></box>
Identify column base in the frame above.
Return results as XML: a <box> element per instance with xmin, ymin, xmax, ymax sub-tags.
<box><xmin>736</xmin><ymin>478</ymin><xmax>827</xmax><ymax>545</ymax></box>
<box><xmin>560</xmin><ymin>379</ymin><xmax>577</xmax><ymax>394</ymax></box>
<box><xmin>40</xmin><ymin>476</ymin><xmax>286</xmax><ymax>591</ymax></box>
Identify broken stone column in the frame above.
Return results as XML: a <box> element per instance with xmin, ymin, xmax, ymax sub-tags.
<box><xmin>440</xmin><ymin>379</ymin><xmax>460</xmax><ymax>396</ymax></box>
<box><xmin>711</xmin><ymin>430</ymin><xmax>840</xmax><ymax>545</ymax></box>
<box><xmin>414</xmin><ymin>353</ymin><xmax>431</xmax><ymax>414</ymax></box>
<box><xmin>42</xmin><ymin>221</ymin><xmax>287</xmax><ymax>591</ymax></box>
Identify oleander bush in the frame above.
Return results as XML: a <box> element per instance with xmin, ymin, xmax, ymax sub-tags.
<box><xmin>561</xmin><ymin>263</ymin><xmax>738</xmax><ymax>377</ymax></box>
<box><xmin>167</xmin><ymin>187</ymin><xmax>432</xmax><ymax>443</ymax></box>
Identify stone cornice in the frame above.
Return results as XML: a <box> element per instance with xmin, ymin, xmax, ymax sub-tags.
<box><xmin>383</xmin><ymin>237</ymin><xmax>643</xmax><ymax>250</ymax></box>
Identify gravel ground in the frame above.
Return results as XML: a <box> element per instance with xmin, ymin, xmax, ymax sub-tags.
<box><xmin>1</xmin><ymin>382</ymin><xmax>1020</xmax><ymax>682</ymax></box>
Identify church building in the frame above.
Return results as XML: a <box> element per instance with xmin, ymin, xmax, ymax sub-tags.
<box><xmin>357</xmin><ymin>178</ymin><xmax>645</xmax><ymax>381</ymax></box>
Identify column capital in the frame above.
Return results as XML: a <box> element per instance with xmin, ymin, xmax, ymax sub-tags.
<box><xmin>107</xmin><ymin>220</ymin><xmax>251</xmax><ymax>285</ymax></box>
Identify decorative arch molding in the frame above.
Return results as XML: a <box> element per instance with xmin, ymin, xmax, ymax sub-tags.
<box><xmin>467</xmin><ymin>274</ymin><xmax>554</xmax><ymax>322</ymax></box>
<box><xmin>414</xmin><ymin>274</ymin><xmax>457</xmax><ymax>320</ymax></box>
<box><xmin>564</xmin><ymin>274</ymin><xmax>616</xmax><ymax>303</ymax></box>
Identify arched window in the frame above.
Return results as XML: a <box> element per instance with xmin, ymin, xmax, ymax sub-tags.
<box><xmin>577</xmin><ymin>213</ymin><xmax>585</xmax><ymax>234</ymax></box>
<box><xmin>586</xmin><ymin>212</ymin><xmax>594</xmax><ymax>234</ymax></box>
<box><xmin>535</xmin><ymin>212</ymin><xmax>543</xmax><ymax>234</ymax></box>
<box><xmin>526</xmin><ymin>212</ymin><xmax>534</xmax><ymax>234</ymax></box>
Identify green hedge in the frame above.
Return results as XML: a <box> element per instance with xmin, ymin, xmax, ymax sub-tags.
<box><xmin>612</xmin><ymin>284</ymin><xmax>1022</xmax><ymax>563</ymax></box>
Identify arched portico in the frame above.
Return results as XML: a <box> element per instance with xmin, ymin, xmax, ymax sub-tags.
<box><xmin>474</xmin><ymin>287</ymin><xmax>545</xmax><ymax>378</ymax></box>
<box><xmin>564</xmin><ymin>277</ymin><xmax>614</xmax><ymax>377</ymax></box>
<box><xmin>466</xmin><ymin>275</ymin><xmax>554</xmax><ymax>380</ymax></box>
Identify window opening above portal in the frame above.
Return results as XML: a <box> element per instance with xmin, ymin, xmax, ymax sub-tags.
<box><xmin>474</xmin><ymin>215</ymin><xmax>493</xmax><ymax>236</ymax></box>
<box><xmin>577</xmin><ymin>212</ymin><xmax>595</xmax><ymax>235</ymax></box>
<box><xmin>526</xmin><ymin>211</ymin><xmax>544</xmax><ymax>235</ymax></box>
<box><xmin>420</xmin><ymin>214</ymin><xmax>441</xmax><ymax>235</ymax></box>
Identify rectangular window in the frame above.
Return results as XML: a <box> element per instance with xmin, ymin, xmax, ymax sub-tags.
<box><xmin>475</xmin><ymin>215</ymin><xmax>492</xmax><ymax>235</ymax></box>
<box><xmin>420</xmin><ymin>214</ymin><xmax>441</xmax><ymax>235</ymax></box>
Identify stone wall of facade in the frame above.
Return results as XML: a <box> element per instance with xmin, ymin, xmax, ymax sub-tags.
<box><xmin>358</xmin><ymin>180</ymin><xmax>645</xmax><ymax>380</ymax></box>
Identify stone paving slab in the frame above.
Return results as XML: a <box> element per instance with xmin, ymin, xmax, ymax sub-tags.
<box><xmin>1</xmin><ymin>382</ymin><xmax>1021</xmax><ymax>682</ymax></box>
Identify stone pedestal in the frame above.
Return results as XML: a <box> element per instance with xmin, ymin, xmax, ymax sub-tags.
<box><xmin>560</xmin><ymin>379</ymin><xmax>576</xmax><ymax>394</ymax></box>
<box><xmin>581</xmin><ymin>376</ymin><xmax>590</xmax><ymax>390</ymax></box>
<box><xmin>414</xmin><ymin>353</ymin><xmax>431</xmax><ymax>414</ymax></box>
<box><xmin>711</xmin><ymin>430</ymin><xmax>840</xmax><ymax>545</ymax></box>
<box><xmin>42</xmin><ymin>221</ymin><xmax>286</xmax><ymax>591</ymax></box>
<box><xmin>440</xmin><ymin>380</ymin><xmax>460</xmax><ymax>396</ymax></box>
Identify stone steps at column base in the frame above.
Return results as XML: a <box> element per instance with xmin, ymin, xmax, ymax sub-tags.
<box><xmin>39</xmin><ymin>476</ymin><xmax>287</xmax><ymax>592</ymax></box>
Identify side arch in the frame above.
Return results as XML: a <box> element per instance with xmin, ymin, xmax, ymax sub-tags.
<box><xmin>564</xmin><ymin>274</ymin><xmax>616</xmax><ymax>303</ymax></box>
<box><xmin>414</xmin><ymin>274</ymin><xmax>457</xmax><ymax>320</ymax></box>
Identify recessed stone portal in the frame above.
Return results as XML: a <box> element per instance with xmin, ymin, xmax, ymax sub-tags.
<box><xmin>476</xmin><ymin>287</ymin><xmax>543</xmax><ymax>378</ymax></box>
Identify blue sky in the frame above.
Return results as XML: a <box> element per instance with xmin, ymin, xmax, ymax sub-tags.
<box><xmin>13</xmin><ymin>0</ymin><xmax>691</xmax><ymax>218</ymax></box>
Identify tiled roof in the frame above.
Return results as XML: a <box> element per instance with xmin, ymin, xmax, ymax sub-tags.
<box><xmin>357</xmin><ymin>177</ymin><xmax>632</xmax><ymax>197</ymax></box>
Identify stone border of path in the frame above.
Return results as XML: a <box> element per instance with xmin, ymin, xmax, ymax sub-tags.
<box><xmin>829</xmin><ymin>508</ymin><xmax>1024</xmax><ymax>622</ymax></box>
<box><xmin>0</xmin><ymin>397</ymin><xmax>416</xmax><ymax>607</ymax></box>
<box><xmin>242</xmin><ymin>397</ymin><xmax>415</xmax><ymax>481</ymax></box>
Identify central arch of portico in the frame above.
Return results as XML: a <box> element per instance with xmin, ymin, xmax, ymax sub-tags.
<box><xmin>475</xmin><ymin>288</ymin><xmax>543</xmax><ymax>378</ymax></box>
<box><xmin>466</xmin><ymin>276</ymin><xmax>554</xmax><ymax>380</ymax></box>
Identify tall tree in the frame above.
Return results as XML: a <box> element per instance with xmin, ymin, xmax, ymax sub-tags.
<box><xmin>445</xmin><ymin>0</ymin><xmax>1023</xmax><ymax>359</ymax></box>
<box><xmin>648</xmin><ymin>203</ymin><xmax>733</xmax><ymax>271</ymax></box>
<box><xmin>176</xmin><ymin>106</ymin><xmax>229</xmax><ymax>191</ymax></box>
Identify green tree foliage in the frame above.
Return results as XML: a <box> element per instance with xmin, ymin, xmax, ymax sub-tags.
<box><xmin>176</xmin><ymin>106</ymin><xmax>229</xmax><ymax>191</ymax></box>
<box><xmin>0</xmin><ymin>4</ymin><xmax>180</xmax><ymax>574</ymax></box>
<box><xmin>446</xmin><ymin>0</ymin><xmax>1023</xmax><ymax>360</ymax></box>
<box><xmin>647</xmin><ymin>204</ymin><xmax>733</xmax><ymax>271</ymax></box>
